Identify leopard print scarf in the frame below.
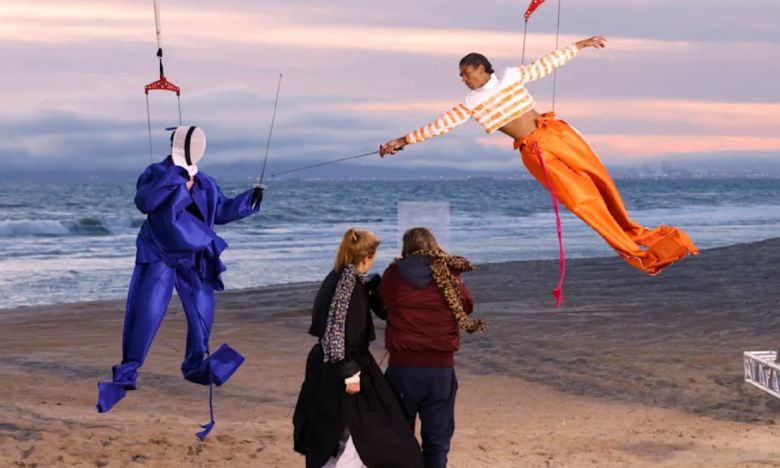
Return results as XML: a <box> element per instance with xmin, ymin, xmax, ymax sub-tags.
<box><xmin>406</xmin><ymin>249</ymin><xmax>486</xmax><ymax>334</ymax></box>
<box><xmin>321</xmin><ymin>265</ymin><xmax>358</xmax><ymax>363</ymax></box>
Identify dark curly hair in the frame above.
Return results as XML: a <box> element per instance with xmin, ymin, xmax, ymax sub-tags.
<box><xmin>459</xmin><ymin>53</ymin><xmax>494</xmax><ymax>74</ymax></box>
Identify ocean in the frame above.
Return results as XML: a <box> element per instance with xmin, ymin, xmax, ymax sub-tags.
<box><xmin>1</xmin><ymin>177</ymin><xmax>779</xmax><ymax>309</ymax></box>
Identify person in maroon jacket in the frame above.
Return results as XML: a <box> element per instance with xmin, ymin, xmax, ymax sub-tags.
<box><xmin>377</xmin><ymin>227</ymin><xmax>485</xmax><ymax>468</ymax></box>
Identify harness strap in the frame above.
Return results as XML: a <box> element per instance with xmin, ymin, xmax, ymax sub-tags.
<box><xmin>531</xmin><ymin>141</ymin><xmax>566</xmax><ymax>307</ymax></box>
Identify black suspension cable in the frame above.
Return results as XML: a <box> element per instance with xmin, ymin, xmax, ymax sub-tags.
<box><xmin>551</xmin><ymin>0</ymin><xmax>562</xmax><ymax>111</ymax></box>
<box><xmin>259</xmin><ymin>73</ymin><xmax>283</xmax><ymax>184</ymax></box>
<box><xmin>270</xmin><ymin>150</ymin><xmax>383</xmax><ymax>178</ymax></box>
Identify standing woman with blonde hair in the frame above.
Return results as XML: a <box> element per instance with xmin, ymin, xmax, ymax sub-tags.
<box><xmin>293</xmin><ymin>228</ymin><xmax>423</xmax><ymax>468</ymax></box>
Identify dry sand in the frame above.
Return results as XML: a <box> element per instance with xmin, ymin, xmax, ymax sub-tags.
<box><xmin>1</xmin><ymin>238</ymin><xmax>779</xmax><ymax>467</ymax></box>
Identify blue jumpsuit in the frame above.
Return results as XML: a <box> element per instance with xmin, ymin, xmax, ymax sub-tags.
<box><xmin>97</xmin><ymin>158</ymin><xmax>260</xmax><ymax>438</ymax></box>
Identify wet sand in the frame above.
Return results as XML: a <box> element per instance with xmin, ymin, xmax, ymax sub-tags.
<box><xmin>1</xmin><ymin>238</ymin><xmax>779</xmax><ymax>467</ymax></box>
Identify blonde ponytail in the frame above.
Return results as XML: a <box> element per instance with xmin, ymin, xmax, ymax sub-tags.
<box><xmin>334</xmin><ymin>228</ymin><xmax>380</xmax><ymax>270</ymax></box>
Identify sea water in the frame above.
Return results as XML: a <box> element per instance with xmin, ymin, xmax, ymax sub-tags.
<box><xmin>1</xmin><ymin>178</ymin><xmax>778</xmax><ymax>308</ymax></box>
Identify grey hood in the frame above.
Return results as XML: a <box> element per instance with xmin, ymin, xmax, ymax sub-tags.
<box><xmin>396</xmin><ymin>255</ymin><xmax>433</xmax><ymax>289</ymax></box>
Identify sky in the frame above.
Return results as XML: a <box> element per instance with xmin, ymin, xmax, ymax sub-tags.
<box><xmin>1</xmin><ymin>0</ymin><xmax>778</xmax><ymax>176</ymax></box>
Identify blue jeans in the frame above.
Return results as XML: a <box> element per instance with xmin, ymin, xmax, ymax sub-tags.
<box><xmin>385</xmin><ymin>366</ymin><xmax>457</xmax><ymax>468</ymax></box>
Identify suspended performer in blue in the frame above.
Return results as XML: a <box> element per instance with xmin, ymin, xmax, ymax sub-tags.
<box><xmin>97</xmin><ymin>125</ymin><xmax>264</xmax><ymax>439</ymax></box>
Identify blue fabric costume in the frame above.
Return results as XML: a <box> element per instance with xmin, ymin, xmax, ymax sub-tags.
<box><xmin>97</xmin><ymin>128</ymin><xmax>261</xmax><ymax>439</ymax></box>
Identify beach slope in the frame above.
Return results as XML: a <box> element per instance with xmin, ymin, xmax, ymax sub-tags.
<box><xmin>1</xmin><ymin>239</ymin><xmax>779</xmax><ymax>467</ymax></box>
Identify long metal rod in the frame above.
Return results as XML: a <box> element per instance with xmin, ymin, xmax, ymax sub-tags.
<box><xmin>270</xmin><ymin>150</ymin><xmax>380</xmax><ymax>178</ymax></box>
<box><xmin>259</xmin><ymin>73</ymin><xmax>283</xmax><ymax>183</ymax></box>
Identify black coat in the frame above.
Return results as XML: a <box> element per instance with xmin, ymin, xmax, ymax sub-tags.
<box><xmin>293</xmin><ymin>269</ymin><xmax>423</xmax><ymax>468</ymax></box>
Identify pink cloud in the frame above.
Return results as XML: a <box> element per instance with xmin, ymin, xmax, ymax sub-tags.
<box><xmin>476</xmin><ymin>133</ymin><xmax>780</xmax><ymax>160</ymax></box>
<box><xmin>584</xmin><ymin>134</ymin><xmax>780</xmax><ymax>159</ymax></box>
<box><xmin>557</xmin><ymin>99</ymin><xmax>780</xmax><ymax>136</ymax></box>
<box><xmin>2</xmin><ymin>0</ymin><xmax>776</xmax><ymax>168</ymax></box>
<box><xmin>335</xmin><ymin>101</ymin><xmax>456</xmax><ymax>113</ymax></box>
<box><xmin>339</xmin><ymin>98</ymin><xmax>780</xmax><ymax>142</ymax></box>
<box><xmin>0</xmin><ymin>1</ymin><xmax>691</xmax><ymax>57</ymax></box>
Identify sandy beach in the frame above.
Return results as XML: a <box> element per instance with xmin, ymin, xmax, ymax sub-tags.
<box><xmin>1</xmin><ymin>238</ymin><xmax>779</xmax><ymax>467</ymax></box>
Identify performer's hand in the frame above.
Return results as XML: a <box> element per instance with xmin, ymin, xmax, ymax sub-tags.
<box><xmin>379</xmin><ymin>137</ymin><xmax>406</xmax><ymax>157</ymax></box>
<box><xmin>184</xmin><ymin>165</ymin><xmax>198</xmax><ymax>190</ymax></box>
<box><xmin>345</xmin><ymin>381</ymin><xmax>360</xmax><ymax>395</ymax></box>
<box><xmin>175</xmin><ymin>165</ymin><xmax>191</xmax><ymax>181</ymax></box>
<box><xmin>576</xmin><ymin>36</ymin><xmax>607</xmax><ymax>50</ymax></box>
<box><xmin>363</xmin><ymin>273</ymin><xmax>381</xmax><ymax>291</ymax></box>
<box><xmin>251</xmin><ymin>185</ymin><xmax>264</xmax><ymax>207</ymax></box>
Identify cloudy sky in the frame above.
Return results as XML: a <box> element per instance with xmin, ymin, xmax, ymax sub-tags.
<box><xmin>1</xmin><ymin>0</ymin><xmax>778</xmax><ymax>175</ymax></box>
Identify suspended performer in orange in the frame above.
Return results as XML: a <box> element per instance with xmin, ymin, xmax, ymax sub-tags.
<box><xmin>379</xmin><ymin>36</ymin><xmax>698</xmax><ymax>276</ymax></box>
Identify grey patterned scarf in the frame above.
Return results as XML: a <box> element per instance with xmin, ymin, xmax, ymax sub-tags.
<box><xmin>321</xmin><ymin>265</ymin><xmax>358</xmax><ymax>363</ymax></box>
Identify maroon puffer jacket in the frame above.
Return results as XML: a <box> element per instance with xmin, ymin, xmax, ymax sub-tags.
<box><xmin>378</xmin><ymin>255</ymin><xmax>474</xmax><ymax>368</ymax></box>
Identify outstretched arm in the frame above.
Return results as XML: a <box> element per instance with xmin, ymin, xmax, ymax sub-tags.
<box><xmin>519</xmin><ymin>36</ymin><xmax>606</xmax><ymax>84</ymax></box>
<box><xmin>214</xmin><ymin>185</ymin><xmax>262</xmax><ymax>225</ymax></box>
<box><xmin>380</xmin><ymin>103</ymin><xmax>472</xmax><ymax>156</ymax></box>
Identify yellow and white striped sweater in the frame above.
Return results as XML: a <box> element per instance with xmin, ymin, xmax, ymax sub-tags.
<box><xmin>405</xmin><ymin>44</ymin><xmax>578</xmax><ymax>144</ymax></box>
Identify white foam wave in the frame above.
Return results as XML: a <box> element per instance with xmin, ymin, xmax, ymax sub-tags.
<box><xmin>0</xmin><ymin>220</ymin><xmax>70</xmax><ymax>236</ymax></box>
<box><xmin>0</xmin><ymin>217</ymin><xmax>140</xmax><ymax>237</ymax></box>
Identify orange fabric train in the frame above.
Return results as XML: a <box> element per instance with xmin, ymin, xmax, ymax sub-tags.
<box><xmin>515</xmin><ymin>112</ymin><xmax>699</xmax><ymax>275</ymax></box>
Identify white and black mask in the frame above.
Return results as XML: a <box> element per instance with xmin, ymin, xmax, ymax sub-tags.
<box><xmin>171</xmin><ymin>126</ymin><xmax>206</xmax><ymax>168</ymax></box>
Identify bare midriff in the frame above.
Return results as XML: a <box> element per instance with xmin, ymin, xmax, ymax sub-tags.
<box><xmin>497</xmin><ymin>108</ymin><xmax>542</xmax><ymax>140</ymax></box>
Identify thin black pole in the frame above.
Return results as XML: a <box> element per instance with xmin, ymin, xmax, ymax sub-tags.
<box><xmin>177</xmin><ymin>94</ymin><xmax>182</xmax><ymax>126</ymax></box>
<box><xmin>145</xmin><ymin>93</ymin><xmax>153</xmax><ymax>161</ymax></box>
<box><xmin>551</xmin><ymin>0</ymin><xmax>562</xmax><ymax>111</ymax></box>
<box><xmin>260</xmin><ymin>73</ymin><xmax>283</xmax><ymax>184</ymax></box>
<box><xmin>521</xmin><ymin>20</ymin><xmax>528</xmax><ymax>65</ymax></box>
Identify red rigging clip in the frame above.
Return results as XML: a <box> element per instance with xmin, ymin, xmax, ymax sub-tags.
<box><xmin>144</xmin><ymin>75</ymin><xmax>180</xmax><ymax>95</ymax></box>
<box><xmin>523</xmin><ymin>0</ymin><xmax>546</xmax><ymax>21</ymax></box>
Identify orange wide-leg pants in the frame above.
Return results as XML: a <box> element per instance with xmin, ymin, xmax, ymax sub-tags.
<box><xmin>516</xmin><ymin>112</ymin><xmax>699</xmax><ymax>275</ymax></box>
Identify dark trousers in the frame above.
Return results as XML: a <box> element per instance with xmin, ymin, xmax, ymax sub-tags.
<box><xmin>385</xmin><ymin>366</ymin><xmax>457</xmax><ymax>468</ymax></box>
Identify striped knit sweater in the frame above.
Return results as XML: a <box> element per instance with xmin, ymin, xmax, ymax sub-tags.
<box><xmin>404</xmin><ymin>44</ymin><xmax>578</xmax><ymax>144</ymax></box>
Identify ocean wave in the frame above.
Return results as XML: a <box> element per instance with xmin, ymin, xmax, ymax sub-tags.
<box><xmin>0</xmin><ymin>217</ymin><xmax>141</xmax><ymax>237</ymax></box>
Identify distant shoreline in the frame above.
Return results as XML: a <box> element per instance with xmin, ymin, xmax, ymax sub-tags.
<box><xmin>2</xmin><ymin>170</ymin><xmax>780</xmax><ymax>184</ymax></box>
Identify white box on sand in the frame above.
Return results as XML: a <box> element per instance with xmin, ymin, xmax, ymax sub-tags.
<box><xmin>397</xmin><ymin>202</ymin><xmax>450</xmax><ymax>248</ymax></box>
